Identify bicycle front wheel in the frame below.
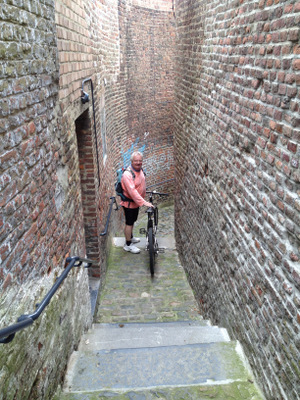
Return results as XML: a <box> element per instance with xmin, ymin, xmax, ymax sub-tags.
<box><xmin>148</xmin><ymin>227</ymin><xmax>155</xmax><ymax>276</ymax></box>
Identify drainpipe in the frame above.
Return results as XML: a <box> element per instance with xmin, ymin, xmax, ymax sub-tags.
<box><xmin>81</xmin><ymin>78</ymin><xmax>100</xmax><ymax>186</ymax></box>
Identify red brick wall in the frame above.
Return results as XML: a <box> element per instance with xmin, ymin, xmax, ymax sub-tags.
<box><xmin>174</xmin><ymin>1</ymin><xmax>299</xmax><ymax>399</ymax></box>
<box><xmin>114</xmin><ymin>2</ymin><xmax>176</xmax><ymax>195</ymax></box>
<box><xmin>55</xmin><ymin>0</ymin><xmax>100</xmax><ymax>272</ymax></box>
<box><xmin>76</xmin><ymin>111</ymin><xmax>99</xmax><ymax>268</ymax></box>
<box><xmin>55</xmin><ymin>0</ymin><xmax>94</xmax><ymax>104</ymax></box>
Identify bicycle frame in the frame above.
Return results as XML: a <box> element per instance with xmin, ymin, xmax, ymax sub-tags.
<box><xmin>146</xmin><ymin>192</ymin><xmax>158</xmax><ymax>230</ymax></box>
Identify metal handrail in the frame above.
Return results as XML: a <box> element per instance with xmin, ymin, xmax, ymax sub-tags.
<box><xmin>100</xmin><ymin>196</ymin><xmax>118</xmax><ymax>236</ymax></box>
<box><xmin>0</xmin><ymin>256</ymin><xmax>94</xmax><ymax>344</ymax></box>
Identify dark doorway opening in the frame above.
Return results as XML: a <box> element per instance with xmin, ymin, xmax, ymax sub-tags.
<box><xmin>75</xmin><ymin>110</ymin><xmax>100</xmax><ymax>276</ymax></box>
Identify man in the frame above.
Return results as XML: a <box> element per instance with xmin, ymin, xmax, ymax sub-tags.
<box><xmin>120</xmin><ymin>151</ymin><xmax>153</xmax><ymax>254</ymax></box>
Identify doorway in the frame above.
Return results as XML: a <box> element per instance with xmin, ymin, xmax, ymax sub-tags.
<box><xmin>75</xmin><ymin>110</ymin><xmax>100</xmax><ymax>274</ymax></box>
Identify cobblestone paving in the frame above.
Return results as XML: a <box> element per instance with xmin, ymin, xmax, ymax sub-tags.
<box><xmin>95</xmin><ymin>203</ymin><xmax>201</xmax><ymax>324</ymax></box>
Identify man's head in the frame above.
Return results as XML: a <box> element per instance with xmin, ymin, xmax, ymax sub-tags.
<box><xmin>130</xmin><ymin>151</ymin><xmax>143</xmax><ymax>171</ymax></box>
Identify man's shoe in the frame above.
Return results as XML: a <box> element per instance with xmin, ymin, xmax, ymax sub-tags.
<box><xmin>131</xmin><ymin>237</ymin><xmax>140</xmax><ymax>244</ymax></box>
<box><xmin>123</xmin><ymin>243</ymin><xmax>141</xmax><ymax>254</ymax></box>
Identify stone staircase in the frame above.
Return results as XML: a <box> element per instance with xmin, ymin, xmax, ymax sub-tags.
<box><xmin>53</xmin><ymin>205</ymin><xmax>264</xmax><ymax>399</ymax></box>
<box><xmin>57</xmin><ymin>320</ymin><xmax>264</xmax><ymax>399</ymax></box>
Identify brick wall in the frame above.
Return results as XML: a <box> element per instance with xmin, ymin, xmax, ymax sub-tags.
<box><xmin>0</xmin><ymin>1</ymin><xmax>92</xmax><ymax>399</ymax></box>
<box><xmin>174</xmin><ymin>1</ymin><xmax>299</xmax><ymax>399</ymax></box>
<box><xmin>55</xmin><ymin>0</ymin><xmax>100</xmax><ymax>272</ymax></box>
<box><xmin>0</xmin><ymin>0</ymin><xmax>176</xmax><ymax>398</ymax></box>
<box><xmin>116</xmin><ymin>1</ymin><xmax>176</xmax><ymax>194</ymax></box>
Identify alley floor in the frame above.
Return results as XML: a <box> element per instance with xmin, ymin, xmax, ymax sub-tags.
<box><xmin>95</xmin><ymin>203</ymin><xmax>202</xmax><ymax>324</ymax></box>
<box><xmin>58</xmin><ymin>203</ymin><xmax>264</xmax><ymax>399</ymax></box>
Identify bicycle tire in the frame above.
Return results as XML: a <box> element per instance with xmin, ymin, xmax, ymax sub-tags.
<box><xmin>154</xmin><ymin>207</ymin><xmax>158</xmax><ymax>227</ymax></box>
<box><xmin>148</xmin><ymin>227</ymin><xmax>155</xmax><ymax>276</ymax></box>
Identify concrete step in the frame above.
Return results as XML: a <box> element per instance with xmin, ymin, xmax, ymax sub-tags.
<box><xmin>64</xmin><ymin>342</ymin><xmax>250</xmax><ymax>392</ymax></box>
<box><xmin>60</xmin><ymin>322</ymin><xmax>264</xmax><ymax>399</ymax></box>
<box><xmin>113</xmin><ymin>236</ymin><xmax>176</xmax><ymax>250</ymax></box>
<box><xmin>78</xmin><ymin>320</ymin><xmax>230</xmax><ymax>351</ymax></box>
<box><xmin>57</xmin><ymin>382</ymin><xmax>264</xmax><ymax>400</ymax></box>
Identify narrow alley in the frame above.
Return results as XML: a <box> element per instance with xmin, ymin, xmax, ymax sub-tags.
<box><xmin>1</xmin><ymin>1</ymin><xmax>299</xmax><ymax>399</ymax></box>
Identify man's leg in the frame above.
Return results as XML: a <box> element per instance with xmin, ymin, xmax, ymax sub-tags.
<box><xmin>123</xmin><ymin>207</ymin><xmax>140</xmax><ymax>253</ymax></box>
<box><xmin>124</xmin><ymin>224</ymin><xmax>133</xmax><ymax>243</ymax></box>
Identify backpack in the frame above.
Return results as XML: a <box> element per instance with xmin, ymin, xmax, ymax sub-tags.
<box><xmin>115</xmin><ymin>167</ymin><xmax>135</xmax><ymax>202</ymax></box>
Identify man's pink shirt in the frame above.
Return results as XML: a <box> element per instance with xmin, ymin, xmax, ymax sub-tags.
<box><xmin>120</xmin><ymin>168</ymin><xmax>146</xmax><ymax>208</ymax></box>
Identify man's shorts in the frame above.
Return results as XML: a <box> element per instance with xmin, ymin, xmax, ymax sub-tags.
<box><xmin>123</xmin><ymin>207</ymin><xmax>139</xmax><ymax>226</ymax></box>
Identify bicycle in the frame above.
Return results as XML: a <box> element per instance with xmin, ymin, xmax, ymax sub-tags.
<box><xmin>139</xmin><ymin>190</ymin><xmax>169</xmax><ymax>277</ymax></box>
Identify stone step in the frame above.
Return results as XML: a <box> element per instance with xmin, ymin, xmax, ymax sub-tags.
<box><xmin>78</xmin><ymin>320</ymin><xmax>230</xmax><ymax>351</ymax></box>
<box><xmin>57</xmin><ymin>381</ymin><xmax>264</xmax><ymax>400</ymax></box>
<box><xmin>62</xmin><ymin>320</ymin><xmax>262</xmax><ymax>399</ymax></box>
<box><xmin>113</xmin><ymin>236</ymin><xmax>176</xmax><ymax>250</ymax></box>
<box><xmin>63</xmin><ymin>340</ymin><xmax>256</xmax><ymax>394</ymax></box>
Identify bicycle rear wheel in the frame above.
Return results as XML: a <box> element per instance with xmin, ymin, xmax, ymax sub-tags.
<box><xmin>148</xmin><ymin>227</ymin><xmax>155</xmax><ymax>276</ymax></box>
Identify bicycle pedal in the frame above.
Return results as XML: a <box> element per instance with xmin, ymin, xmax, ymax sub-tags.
<box><xmin>158</xmin><ymin>248</ymin><xmax>165</xmax><ymax>253</ymax></box>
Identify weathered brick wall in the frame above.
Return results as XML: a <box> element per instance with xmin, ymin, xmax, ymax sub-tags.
<box><xmin>0</xmin><ymin>0</ymin><xmax>123</xmax><ymax>397</ymax></box>
<box><xmin>0</xmin><ymin>1</ymin><xmax>92</xmax><ymax>399</ymax></box>
<box><xmin>114</xmin><ymin>0</ymin><xmax>176</xmax><ymax>196</ymax></box>
<box><xmin>174</xmin><ymin>1</ymin><xmax>299</xmax><ymax>399</ymax></box>
<box><xmin>55</xmin><ymin>0</ymin><xmax>102</xmax><ymax>278</ymax></box>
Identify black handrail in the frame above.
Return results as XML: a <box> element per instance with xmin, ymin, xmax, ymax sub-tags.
<box><xmin>100</xmin><ymin>196</ymin><xmax>118</xmax><ymax>236</ymax></box>
<box><xmin>0</xmin><ymin>256</ymin><xmax>94</xmax><ymax>344</ymax></box>
<box><xmin>146</xmin><ymin>178</ymin><xmax>174</xmax><ymax>190</ymax></box>
<box><xmin>0</xmin><ymin>318</ymin><xmax>34</xmax><ymax>344</ymax></box>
